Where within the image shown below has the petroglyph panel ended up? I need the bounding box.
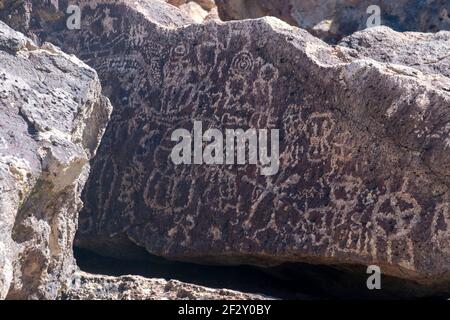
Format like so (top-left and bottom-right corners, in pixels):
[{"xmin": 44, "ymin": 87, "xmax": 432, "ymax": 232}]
[{"xmin": 14, "ymin": 0, "xmax": 449, "ymax": 282}]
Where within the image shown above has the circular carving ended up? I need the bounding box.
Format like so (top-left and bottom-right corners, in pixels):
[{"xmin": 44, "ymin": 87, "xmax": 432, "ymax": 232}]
[
  {"xmin": 173, "ymin": 43, "xmax": 188, "ymax": 57},
  {"xmin": 231, "ymin": 51, "xmax": 254, "ymax": 74}
]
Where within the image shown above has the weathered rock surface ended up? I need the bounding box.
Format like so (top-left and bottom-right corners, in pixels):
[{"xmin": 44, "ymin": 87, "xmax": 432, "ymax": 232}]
[
  {"xmin": 2, "ymin": 0, "xmax": 450, "ymax": 289},
  {"xmin": 0, "ymin": 0, "xmax": 195, "ymax": 39},
  {"xmin": 216, "ymin": 0, "xmax": 450, "ymax": 43},
  {"xmin": 63, "ymin": 271, "xmax": 269, "ymax": 300},
  {"xmin": 166, "ymin": 0, "xmax": 219, "ymax": 23},
  {"xmin": 0, "ymin": 0, "xmax": 269, "ymax": 301},
  {"xmin": 0, "ymin": 20, "xmax": 112, "ymax": 299},
  {"xmin": 167, "ymin": 0, "xmax": 216, "ymax": 11},
  {"xmin": 339, "ymin": 27, "xmax": 450, "ymax": 80}
]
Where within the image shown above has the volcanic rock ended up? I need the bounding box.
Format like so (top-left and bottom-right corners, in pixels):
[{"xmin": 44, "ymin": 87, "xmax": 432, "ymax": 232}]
[
  {"xmin": 63, "ymin": 271, "xmax": 270, "ymax": 300},
  {"xmin": 338, "ymin": 26, "xmax": 450, "ymax": 80},
  {"xmin": 0, "ymin": 20, "xmax": 112, "ymax": 299},
  {"xmin": 2, "ymin": 0, "xmax": 449, "ymax": 288},
  {"xmin": 166, "ymin": 0, "xmax": 219, "ymax": 22},
  {"xmin": 215, "ymin": 0, "xmax": 450, "ymax": 43}
]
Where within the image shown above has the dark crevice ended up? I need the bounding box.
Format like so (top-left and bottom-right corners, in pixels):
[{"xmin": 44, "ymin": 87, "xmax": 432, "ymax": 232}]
[
  {"xmin": 74, "ymin": 247, "xmax": 449, "ymax": 300},
  {"xmin": 18, "ymin": 107, "xmax": 38, "ymax": 136}
]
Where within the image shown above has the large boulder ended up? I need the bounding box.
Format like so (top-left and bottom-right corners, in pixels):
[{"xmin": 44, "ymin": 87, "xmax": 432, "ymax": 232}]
[
  {"xmin": 81, "ymin": 15, "xmax": 450, "ymax": 284},
  {"xmin": 0, "ymin": 5, "xmax": 265, "ymax": 300},
  {"xmin": 3, "ymin": 0, "xmax": 449, "ymax": 288},
  {"xmin": 215, "ymin": 0, "xmax": 450, "ymax": 43},
  {"xmin": 0, "ymin": 20, "xmax": 112, "ymax": 299}
]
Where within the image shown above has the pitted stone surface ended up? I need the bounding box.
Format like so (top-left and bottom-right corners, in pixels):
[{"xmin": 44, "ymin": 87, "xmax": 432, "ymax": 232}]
[
  {"xmin": 0, "ymin": 20, "xmax": 112, "ymax": 299},
  {"xmin": 2, "ymin": 1, "xmax": 449, "ymax": 286},
  {"xmin": 216, "ymin": 0, "xmax": 450, "ymax": 43},
  {"xmin": 63, "ymin": 271, "xmax": 270, "ymax": 300},
  {"xmin": 165, "ymin": 0, "xmax": 219, "ymax": 23},
  {"xmin": 339, "ymin": 27, "xmax": 450, "ymax": 80}
]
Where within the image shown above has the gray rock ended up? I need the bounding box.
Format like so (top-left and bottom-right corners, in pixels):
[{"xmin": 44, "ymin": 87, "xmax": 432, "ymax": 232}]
[
  {"xmin": 2, "ymin": 0, "xmax": 449, "ymax": 290},
  {"xmin": 166, "ymin": 0, "xmax": 219, "ymax": 21},
  {"xmin": 63, "ymin": 271, "xmax": 270, "ymax": 300},
  {"xmin": 0, "ymin": 20, "xmax": 112, "ymax": 299},
  {"xmin": 166, "ymin": 0, "xmax": 217, "ymax": 11},
  {"xmin": 339, "ymin": 27, "xmax": 450, "ymax": 79},
  {"xmin": 0, "ymin": 0, "xmax": 268, "ymax": 301},
  {"xmin": 216, "ymin": 0, "xmax": 450, "ymax": 43}
]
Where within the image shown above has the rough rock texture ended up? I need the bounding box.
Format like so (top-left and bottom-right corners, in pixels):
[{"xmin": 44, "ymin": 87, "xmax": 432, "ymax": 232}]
[
  {"xmin": 0, "ymin": 3, "xmax": 264, "ymax": 300},
  {"xmin": 165, "ymin": 0, "xmax": 219, "ymax": 23},
  {"xmin": 167, "ymin": 0, "xmax": 217, "ymax": 11},
  {"xmin": 0, "ymin": 0, "xmax": 194, "ymax": 40},
  {"xmin": 2, "ymin": 0, "xmax": 450, "ymax": 288},
  {"xmin": 63, "ymin": 271, "xmax": 269, "ymax": 300},
  {"xmin": 339, "ymin": 27, "xmax": 450, "ymax": 80},
  {"xmin": 0, "ymin": 20, "xmax": 112, "ymax": 299},
  {"xmin": 216, "ymin": 0, "xmax": 450, "ymax": 43}
]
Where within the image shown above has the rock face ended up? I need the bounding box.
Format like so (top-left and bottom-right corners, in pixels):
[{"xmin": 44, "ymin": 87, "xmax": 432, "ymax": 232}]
[
  {"xmin": 0, "ymin": 20, "xmax": 112, "ymax": 299},
  {"xmin": 339, "ymin": 27, "xmax": 450, "ymax": 80},
  {"xmin": 0, "ymin": 4, "xmax": 264, "ymax": 300},
  {"xmin": 2, "ymin": 0, "xmax": 450, "ymax": 290},
  {"xmin": 216, "ymin": 0, "xmax": 450, "ymax": 43},
  {"xmin": 166, "ymin": 0, "xmax": 219, "ymax": 23},
  {"xmin": 63, "ymin": 271, "xmax": 269, "ymax": 300},
  {"xmin": 167, "ymin": 0, "xmax": 216, "ymax": 10}
]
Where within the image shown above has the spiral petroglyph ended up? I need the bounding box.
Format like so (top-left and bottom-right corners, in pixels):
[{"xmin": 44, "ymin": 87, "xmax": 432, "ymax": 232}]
[{"xmin": 230, "ymin": 51, "xmax": 254, "ymax": 75}]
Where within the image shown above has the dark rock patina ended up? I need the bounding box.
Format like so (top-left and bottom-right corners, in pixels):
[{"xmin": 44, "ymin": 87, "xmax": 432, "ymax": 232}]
[{"xmin": 1, "ymin": 0, "xmax": 449, "ymax": 287}]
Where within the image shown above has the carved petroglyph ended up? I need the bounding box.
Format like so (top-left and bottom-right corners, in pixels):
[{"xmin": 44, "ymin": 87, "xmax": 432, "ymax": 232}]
[
  {"xmin": 14, "ymin": 1, "xmax": 449, "ymax": 282},
  {"xmin": 304, "ymin": 113, "xmax": 334, "ymax": 163},
  {"xmin": 230, "ymin": 51, "xmax": 254, "ymax": 75}
]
